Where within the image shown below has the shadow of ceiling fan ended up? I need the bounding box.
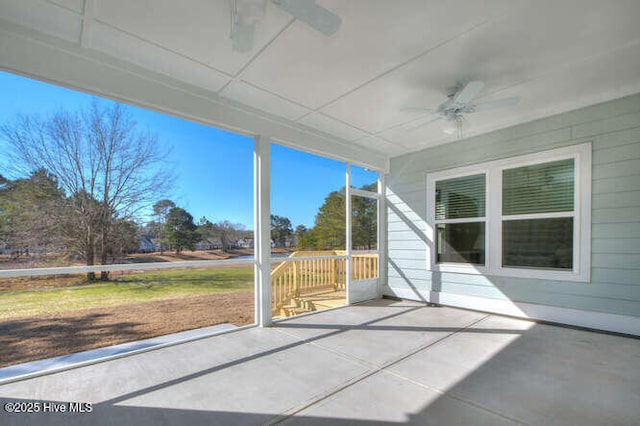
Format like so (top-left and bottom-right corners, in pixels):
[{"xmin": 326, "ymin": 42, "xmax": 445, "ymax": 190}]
[
  {"xmin": 403, "ymin": 81, "xmax": 521, "ymax": 138},
  {"xmin": 231, "ymin": 0, "xmax": 342, "ymax": 52}
]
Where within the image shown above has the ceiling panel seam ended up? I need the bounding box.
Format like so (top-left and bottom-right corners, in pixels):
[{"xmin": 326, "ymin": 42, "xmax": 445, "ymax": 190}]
[
  {"xmin": 300, "ymin": 111, "xmax": 374, "ymax": 139},
  {"xmin": 216, "ymin": 17, "xmax": 296, "ymax": 94},
  {"xmin": 221, "ymin": 79, "xmax": 312, "ymax": 120},
  {"xmin": 43, "ymin": 0, "xmax": 82, "ymax": 15},
  {"xmin": 79, "ymin": 0, "xmax": 94, "ymax": 48},
  {"xmin": 374, "ymin": 115, "xmax": 440, "ymax": 138},
  {"xmin": 88, "ymin": 18, "xmax": 235, "ymax": 80},
  {"xmin": 354, "ymin": 136, "xmax": 411, "ymax": 152}
]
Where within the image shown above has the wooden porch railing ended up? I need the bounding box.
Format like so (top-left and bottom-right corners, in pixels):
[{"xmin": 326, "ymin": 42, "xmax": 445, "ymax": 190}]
[
  {"xmin": 271, "ymin": 250, "xmax": 378, "ymax": 316},
  {"xmin": 351, "ymin": 254, "xmax": 378, "ymax": 281}
]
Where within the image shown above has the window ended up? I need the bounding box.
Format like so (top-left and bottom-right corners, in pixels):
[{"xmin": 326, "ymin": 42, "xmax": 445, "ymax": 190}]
[
  {"xmin": 435, "ymin": 174, "xmax": 486, "ymax": 265},
  {"xmin": 502, "ymin": 159, "xmax": 574, "ymax": 269},
  {"xmin": 427, "ymin": 143, "xmax": 591, "ymax": 281}
]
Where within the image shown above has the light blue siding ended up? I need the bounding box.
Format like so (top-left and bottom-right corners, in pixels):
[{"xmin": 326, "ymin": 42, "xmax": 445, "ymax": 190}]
[{"xmin": 386, "ymin": 93, "xmax": 640, "ymax": 318}]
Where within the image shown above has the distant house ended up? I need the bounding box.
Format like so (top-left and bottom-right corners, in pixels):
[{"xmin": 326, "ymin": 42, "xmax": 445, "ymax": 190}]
[
  {"xmin": 0, "ymin": 240, "xmax": 10, "ymax": 255},
  {"xmin": 195, "ymin": 238, "xmax": 221, "ymax": 251},
  {"xmin": 236, "ymin": 238, "xmax": 254, "ymax": 249},
  {"xmin": 138, "ymin": 236, "xmax": 158, "ymax": 253}
]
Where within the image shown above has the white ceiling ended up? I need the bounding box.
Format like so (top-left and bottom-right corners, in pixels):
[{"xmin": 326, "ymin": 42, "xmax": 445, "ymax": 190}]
[{"xmin": 2, "ymin": 0, "xmax": 640, "ymax": 159}]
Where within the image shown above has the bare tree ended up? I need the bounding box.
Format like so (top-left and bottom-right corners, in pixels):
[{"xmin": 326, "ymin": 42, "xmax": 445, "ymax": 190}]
[
  {"xmin": 1, "ymin": 101, "xmax": 171, "ymax": 280},
  {"xmin": 215, "ymin": 220, "xmax": 246, "ymax": 252}
]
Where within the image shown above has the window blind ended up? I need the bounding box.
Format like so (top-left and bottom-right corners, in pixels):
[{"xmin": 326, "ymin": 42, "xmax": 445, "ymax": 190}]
[
  {"xmin": 502, "ymin": 159, "xmax": 574, "ymax": 216},
  {"xmin": 436, "ymin": 174, "xmax": 486, "ymax": 220}
]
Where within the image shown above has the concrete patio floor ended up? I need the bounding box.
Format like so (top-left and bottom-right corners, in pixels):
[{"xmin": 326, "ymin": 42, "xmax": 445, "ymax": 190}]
[{"xmin": 0, "ymin": 298, "xmax": 638, "ymax": 425}]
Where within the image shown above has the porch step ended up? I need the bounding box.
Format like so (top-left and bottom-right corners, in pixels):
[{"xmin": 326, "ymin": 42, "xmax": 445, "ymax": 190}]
[
  {"xmin": 276, "ymin": 290, "xmax": 346, "ymax": 318},
  {"xmin": 297, "ymin": 287, "xmax": 337, "ymax": 298},
  {"xmin": 281, "ymin": 306, "xmax": 314, "ymax": 317},
  {"xmin": 301, "ymin": 291, "xmax": 346, "ymax": 309}
]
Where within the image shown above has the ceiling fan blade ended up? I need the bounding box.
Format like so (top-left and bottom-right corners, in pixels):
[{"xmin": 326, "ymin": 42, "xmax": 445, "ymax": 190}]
[
  {"xmin": 467, "ymin": 96, "xmax": 520, "ymax": 113},
  {"xmin": 454, "ymin": 81, "xmax": 484, "ymax": 105},
  {"xmin": 273, "ymin": 0, "xmax": 342, "ymax": 36}
]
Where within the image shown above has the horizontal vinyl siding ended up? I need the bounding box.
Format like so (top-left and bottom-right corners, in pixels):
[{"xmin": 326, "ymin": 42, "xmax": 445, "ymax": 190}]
[
  {"xmin": 592, "ymin": 223, "xmax": 640, "ymax": 239},
  {"xmin": 591, "ymin": 158, "xmax": 640, "ymax": 180},
  {"xmin": 385, "ymin": 92, "xmax": 640, "ymax": 319},
  {"xmin": 592, "ymin": 239, "xmax": 640, "ymax": 254},
  {"xmin": 592, "ymin": 207, "xmax": 639, "ymax": 223},
  {"xmin": 592, "ymin": 190, "xmax": 640, "ymax": 209}
]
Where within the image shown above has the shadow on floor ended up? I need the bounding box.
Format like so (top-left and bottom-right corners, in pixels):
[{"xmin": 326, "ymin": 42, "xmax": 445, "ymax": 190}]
[
  {"xmin": 1, "ymin": 397, "xmax": 400, "ymax": 426},
  {"xmin": 3, "ymin": 300, "xmax": 638, "ymax": 425}
]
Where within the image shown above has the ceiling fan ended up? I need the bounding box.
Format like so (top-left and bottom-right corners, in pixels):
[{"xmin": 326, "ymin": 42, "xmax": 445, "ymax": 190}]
[
  {"xmin": 231, "ymin": 0, "xmax": 342, "ymax": 52},
  {"xmin": 404, "ymin": 81, "xmax": 520, "ymax": 138}
]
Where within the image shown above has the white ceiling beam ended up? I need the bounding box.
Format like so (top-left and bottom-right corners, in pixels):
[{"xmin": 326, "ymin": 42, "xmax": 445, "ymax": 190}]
[{"xmin": 0, "ymin": 19, "xmax": 389, "ymax": 171}]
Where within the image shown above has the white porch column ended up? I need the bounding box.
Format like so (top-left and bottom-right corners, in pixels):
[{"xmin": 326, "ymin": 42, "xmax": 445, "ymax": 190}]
[
  {"xmin": 254, "ymin": 135, "xmax": 272, "ymax": 327},
  {"xmin": 345, "ymin": 164, "xmax": 352, "ymax": 305},
  {"xmin": 377, "ymin": 173, "xmax": 386, "ymax": 298}
]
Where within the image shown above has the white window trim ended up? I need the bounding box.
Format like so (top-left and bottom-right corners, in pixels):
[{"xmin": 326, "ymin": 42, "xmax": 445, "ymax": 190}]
[
  {"xmin": 426, "ymin": 143, "xmax": 591, "ymax": 282},
  {"xmin": 430, "ymin": 169, "xmax": 490, "ymax": 275}
]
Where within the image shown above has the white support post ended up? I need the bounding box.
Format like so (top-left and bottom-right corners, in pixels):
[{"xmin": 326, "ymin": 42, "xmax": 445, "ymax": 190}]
[
  {"xmin": 377, "ymin": 173, "xmax": 386, "ymax": 298},
  {"xmin": 345, "ymin": 164, "xmax": 352, "ymax": 305},
  {"xmin": 254, "ymin": 135, "xmax": 272, "ymax": 327}
]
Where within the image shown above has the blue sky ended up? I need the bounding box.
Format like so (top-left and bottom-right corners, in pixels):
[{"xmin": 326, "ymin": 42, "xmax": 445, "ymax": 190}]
[{"xmin": 0, "ymin": 71, "xmax": 378, "ymax": 229}]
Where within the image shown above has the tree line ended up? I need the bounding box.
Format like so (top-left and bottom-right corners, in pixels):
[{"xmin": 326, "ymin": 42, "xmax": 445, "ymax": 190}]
[
  {"xmin": 294, "ymin": 183, "xmax": 377, "ymax": 251},
  {"xmin": 142, "ymin": 199, "xmax": 250, "ymax": 254},
  {"xmin": 0, "ymin": 102, "xmax": 377, "ymax": 282}
]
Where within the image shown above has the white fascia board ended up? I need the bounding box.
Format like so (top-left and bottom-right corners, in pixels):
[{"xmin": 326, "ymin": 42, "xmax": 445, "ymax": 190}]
[{"xmin": 0, "ymin": 20, "xmax": 388, "ymax": 171}]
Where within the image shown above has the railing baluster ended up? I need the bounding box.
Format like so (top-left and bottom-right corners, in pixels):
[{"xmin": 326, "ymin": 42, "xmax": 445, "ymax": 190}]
[
  {"xmin": 355, "ymin": 256, "xmax": 359, "ymax": 280},
  {"xmin": 313, "ymin": 259, "xmax": 316, "ymax": 289},
  {"xmin": 325, "ymin": 258, "xmax": 328, "ymax": 286}
]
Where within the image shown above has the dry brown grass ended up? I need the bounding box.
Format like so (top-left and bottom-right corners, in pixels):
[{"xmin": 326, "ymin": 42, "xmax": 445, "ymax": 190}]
[
  {"xmin": 0, "ymin": 249, "xmax": 295, "ymax": 368},
  {"xmin": 0, "ymin": 291, "xmax": 254, "ymax": 368}
]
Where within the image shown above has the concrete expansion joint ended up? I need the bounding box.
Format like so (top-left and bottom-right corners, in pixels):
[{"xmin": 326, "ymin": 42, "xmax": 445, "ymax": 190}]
[{"xmin": 269, "ymin": 313, "xmax": 495, "ymax": 425}]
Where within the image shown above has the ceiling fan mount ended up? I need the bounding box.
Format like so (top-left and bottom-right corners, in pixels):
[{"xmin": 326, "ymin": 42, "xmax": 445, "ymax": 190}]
[{"xmin": 231, "ymin": 0, "xmax": 342, "ymax": 52}]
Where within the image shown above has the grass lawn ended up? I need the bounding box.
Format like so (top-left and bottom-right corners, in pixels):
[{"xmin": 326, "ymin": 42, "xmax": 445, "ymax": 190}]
[{"xmin": 0, "ymin": 266, "xmax": 254, "ymax": 320}]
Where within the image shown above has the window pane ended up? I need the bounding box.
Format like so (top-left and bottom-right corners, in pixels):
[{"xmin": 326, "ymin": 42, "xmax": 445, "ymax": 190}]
[
  {"xmin": 435, "ymin": 174, "xmax": 486, "ymax": 220},
  {"xmin": 436, "ymin": 222, "xmax": 485, "ymax": 265},
  {"xmin": 352, "ymin": 195, "xmax": 378, "ymax": 281},
  {"xmin": 270, "ymin": 144, "xmax": 347, "ymax": 319},
  {"xmin": 503, "ymin": 159, "xmax": 574, "ymax": 215},
  {"xmin": 503, "ymin": 218, "xmax": 573, "ymax": 269},
  {"xmin": 270, "ymin": 144, "xmax": 346, "ymax": 252},
  {"xmin": 352, "ymin": 195, "xmax": 378, "ymax": 251}
]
